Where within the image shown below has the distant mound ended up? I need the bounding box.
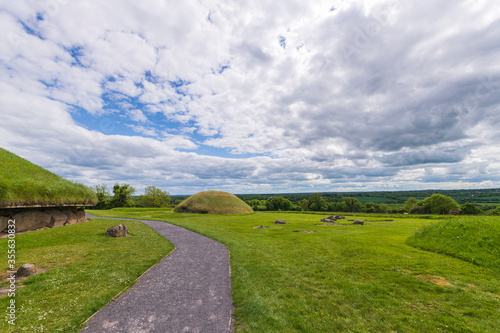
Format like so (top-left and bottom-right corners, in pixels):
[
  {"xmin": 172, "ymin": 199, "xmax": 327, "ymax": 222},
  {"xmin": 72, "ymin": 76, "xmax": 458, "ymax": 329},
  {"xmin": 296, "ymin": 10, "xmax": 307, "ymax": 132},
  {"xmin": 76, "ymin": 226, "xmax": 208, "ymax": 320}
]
[
  {"xmin": 173, "ymin": 191, "xmax": 254, "ymax": 214},
  {"xmin": 0, "ymin": 148, "xmax": 97, "ymax": 207}
]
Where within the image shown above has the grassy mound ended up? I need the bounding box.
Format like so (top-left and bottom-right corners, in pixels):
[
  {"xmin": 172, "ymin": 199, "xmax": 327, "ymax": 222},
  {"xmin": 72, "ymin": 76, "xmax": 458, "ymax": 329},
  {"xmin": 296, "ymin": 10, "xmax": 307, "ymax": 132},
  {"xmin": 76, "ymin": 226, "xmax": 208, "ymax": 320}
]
[
  {"xmin": 173, "ymin": 191, "xmax": 254, "ymax": 214},
  {"xmin": 0, "ymin": 148, "xmax": 97, "ymax": 207},
  {"xmin": 406, "ymin": 217, "xmax": 500, "ymax": 273}
]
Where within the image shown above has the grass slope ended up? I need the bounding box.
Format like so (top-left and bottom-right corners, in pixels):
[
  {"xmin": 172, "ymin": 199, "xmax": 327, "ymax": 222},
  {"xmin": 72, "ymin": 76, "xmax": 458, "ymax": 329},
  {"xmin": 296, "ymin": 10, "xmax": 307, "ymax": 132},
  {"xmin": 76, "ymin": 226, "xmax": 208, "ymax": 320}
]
[
  {"xmin": 0, "ymin": 148, "xmax": 97, "ymax": 207},
  {"xmin": 91, "ymin": 209, "xmax": 500, "ymax": 332},
  {"xmin": 0, "ymin": 218, "xmax": 173, "ymax": 332},
  {"xmin": 173, "ymin": 191, "xmax": 254, "ymax": 214},
  {"xmin": 406, "ymin": 217, "xmax": 500, "ymax": 273}
]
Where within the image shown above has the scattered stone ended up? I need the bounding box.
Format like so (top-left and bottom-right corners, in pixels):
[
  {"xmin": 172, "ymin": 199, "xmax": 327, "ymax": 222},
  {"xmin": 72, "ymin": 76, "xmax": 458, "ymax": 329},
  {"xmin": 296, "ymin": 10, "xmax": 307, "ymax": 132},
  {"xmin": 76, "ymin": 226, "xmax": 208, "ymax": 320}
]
[
  {"xmin": 320, "ymin": 218, "xmax": 336, "ymax": 223},
  {"xmin": 298, "ymin": 230, "xmax": 316, "ymax": 233},
  {"xmin": 335, "ymin": 215, "xmax": 346, "ymax": 219},
  {"xmin": 274, "ymin": 219, "xmax": 287, "ymax": 224},
  {"xmin": 353, "ymin": 220, "xmax": 364, "ymax": 225},
  {"xmin": 105, "ymin": 224, "xmax": 129, "ymax": 237},
  {"xmin": 348, "ymin": 219, "xmax": 354, "ymax": 221},
  {"xmin": 16, "ymin": 263, "xmax": 36, "ymax": 277},
  {"xmin": 253, "ymin": 225, "xmax": 267, "ymax": 229}
]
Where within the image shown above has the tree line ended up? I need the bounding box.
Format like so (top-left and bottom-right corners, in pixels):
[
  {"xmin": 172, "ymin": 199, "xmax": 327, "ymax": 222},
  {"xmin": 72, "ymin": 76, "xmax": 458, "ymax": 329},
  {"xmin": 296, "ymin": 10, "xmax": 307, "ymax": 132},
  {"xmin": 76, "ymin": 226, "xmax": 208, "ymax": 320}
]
[
  {"xmin": 90, "ymin": 185, "xmax": 500, "ymax": 215},
  {"xmin": 92, "ymin": 184, "xmax": 172, "ymax": 209},
  {"xmin": 245, "ymin": 193, "xmax": 500, "ymax": 215}
]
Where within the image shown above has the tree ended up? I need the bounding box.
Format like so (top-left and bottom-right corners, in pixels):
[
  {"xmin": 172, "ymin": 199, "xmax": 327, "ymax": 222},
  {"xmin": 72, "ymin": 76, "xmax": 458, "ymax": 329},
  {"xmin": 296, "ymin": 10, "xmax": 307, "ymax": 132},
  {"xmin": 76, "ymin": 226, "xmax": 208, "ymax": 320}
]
[
  {"xmin": 328, "ymin": 202, "xmax": 344, "ymax": 212},
  {"xmin": 404, "ymin": 197, "xmax": 419, "ymax": 213},
  {"xmin": 266, "ymin": 196, "xmax": 293, "ymax": 211},
  {"xmin": 342, "ymin": 197, "xmax": 362, "ymax": 212},
  {"xmin": 460, "ymin": 203, "xmax": 483, "ymax": 215},
  {"xmin": 93, "ymin": 184, "xmax": 111, "ymax": 209},
  {"xmin": 488, "ymin": 207, "xmax": 500, "ymax": 216},
  {"xmin": 137, "ymin": 186, "xmax": 171, "ymax": 207},
  {"xmin": 300, "ymin": 199, "xmax": 309, "ymax": 211},
  {"xmin": 246, "ymin": 199, "xmax": 261, "ymax": 211},
  {"xmin": 422, "ymin": 194, "xmax": 460, "ymax": 214},
  {"xmin": 308, "ymin": 193, "xmax": 327, "ymax": 211},
  {"xmin": 110, "ymin": 183, "xmax": 136, "ymax": 208}
]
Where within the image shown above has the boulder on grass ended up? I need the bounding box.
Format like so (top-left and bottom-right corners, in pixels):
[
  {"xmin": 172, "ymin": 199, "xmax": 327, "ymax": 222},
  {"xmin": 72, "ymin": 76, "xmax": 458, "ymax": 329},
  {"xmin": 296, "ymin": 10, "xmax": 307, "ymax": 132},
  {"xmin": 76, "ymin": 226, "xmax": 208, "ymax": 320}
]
[
  {"xmin": 353, "ymin": 220, "xmax": 364, "ymax": 225},
  {"xmin": 274, "ymin": 219, "xmax": 287, "ymax": 224},
  {"xmin": 17, "ymin": 263, "xmax": 36, "ymax": 277},
  {"xmin": 105, "ymin": 224, "xmax": 129, "ymax": 237},
  {"xmin": 335, "ymin": 215, "xmax": 346, "ymax": 219}
]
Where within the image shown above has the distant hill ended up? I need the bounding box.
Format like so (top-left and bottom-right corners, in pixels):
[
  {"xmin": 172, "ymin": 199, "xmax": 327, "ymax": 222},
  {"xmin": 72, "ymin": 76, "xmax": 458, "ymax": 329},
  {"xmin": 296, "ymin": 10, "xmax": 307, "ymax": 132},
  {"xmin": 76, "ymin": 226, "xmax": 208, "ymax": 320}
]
[
  {"xmin": 0, "ymin": 148, "xmax": 96, "ymax": 207},
  {"xmin": 174, "ymin": 191, "xmax": 254, "ymax": 214}
]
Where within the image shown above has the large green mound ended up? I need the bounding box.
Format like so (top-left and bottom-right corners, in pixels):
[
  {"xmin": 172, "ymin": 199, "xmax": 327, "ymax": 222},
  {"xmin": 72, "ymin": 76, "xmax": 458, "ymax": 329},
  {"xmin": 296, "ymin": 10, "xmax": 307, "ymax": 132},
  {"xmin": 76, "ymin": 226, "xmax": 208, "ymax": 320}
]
[
  {"xmin": 173, "ymin": 191, "xmax": 254, "ymax": 214},
  {"xmin": 406, "ymin": 217, "xmax": 500, "ymax": 273},
  {"xmin": 0, "ymin": 148, "xmax": 97, "ymax": 207}
]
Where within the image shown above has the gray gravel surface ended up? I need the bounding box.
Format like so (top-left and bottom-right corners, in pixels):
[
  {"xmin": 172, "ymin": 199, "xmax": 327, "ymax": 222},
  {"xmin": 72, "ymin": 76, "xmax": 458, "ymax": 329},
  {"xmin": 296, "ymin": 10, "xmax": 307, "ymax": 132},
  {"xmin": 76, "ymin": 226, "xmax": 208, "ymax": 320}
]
[{"xmin": 82, "ymin": 214, "xmax": 234, "ymax": 333}]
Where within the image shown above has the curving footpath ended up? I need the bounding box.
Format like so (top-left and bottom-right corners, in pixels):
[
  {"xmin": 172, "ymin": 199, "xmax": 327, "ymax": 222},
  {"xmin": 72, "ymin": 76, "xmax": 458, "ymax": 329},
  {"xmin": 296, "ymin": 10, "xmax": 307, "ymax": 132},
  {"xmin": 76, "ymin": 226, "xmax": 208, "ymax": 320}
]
[{"xmin": 82, "ymin": 214, "xmax": 234, "ymax": 333}]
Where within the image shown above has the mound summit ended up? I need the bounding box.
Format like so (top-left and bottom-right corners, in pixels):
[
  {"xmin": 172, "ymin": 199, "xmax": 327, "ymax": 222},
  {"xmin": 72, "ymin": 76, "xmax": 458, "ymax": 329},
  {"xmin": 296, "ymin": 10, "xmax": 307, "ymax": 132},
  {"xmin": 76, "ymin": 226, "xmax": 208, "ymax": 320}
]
[{"xmin": 174, "ymin": 191, "xmax": 254, "ymax": 214}]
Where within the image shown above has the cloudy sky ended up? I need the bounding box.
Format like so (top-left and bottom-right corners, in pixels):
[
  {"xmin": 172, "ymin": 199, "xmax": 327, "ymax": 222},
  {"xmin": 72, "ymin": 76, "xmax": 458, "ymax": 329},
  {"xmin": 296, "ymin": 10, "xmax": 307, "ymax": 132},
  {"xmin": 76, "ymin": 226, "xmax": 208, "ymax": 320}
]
[{"xmin": 1, "ymin": 0, "xmax": 499, "ymax": 195}]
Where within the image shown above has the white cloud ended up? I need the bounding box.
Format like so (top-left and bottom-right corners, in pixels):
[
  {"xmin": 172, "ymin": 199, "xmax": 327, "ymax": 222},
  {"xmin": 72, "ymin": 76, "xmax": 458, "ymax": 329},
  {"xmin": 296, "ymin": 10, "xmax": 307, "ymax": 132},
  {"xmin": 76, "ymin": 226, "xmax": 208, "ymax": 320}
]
[
  {"xmin": 0, "ymin": 0, "xmax": 499, "ymax": 194},
  {"xmin": 127, "ymin": 109, "xmax": 148, "ymax": 123}
]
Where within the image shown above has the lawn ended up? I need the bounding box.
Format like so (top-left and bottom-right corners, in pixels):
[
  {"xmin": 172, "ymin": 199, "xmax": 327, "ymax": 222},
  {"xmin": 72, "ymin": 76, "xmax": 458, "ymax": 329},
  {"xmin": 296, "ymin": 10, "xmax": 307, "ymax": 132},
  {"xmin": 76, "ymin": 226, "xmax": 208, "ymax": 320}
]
[
  {"xmin": 90, "ymin": 209, "xmax": 500, "ymax": 332},
  {"xmin": 0, "ymin": 218, "xmax": 173, "ymax": 332}
]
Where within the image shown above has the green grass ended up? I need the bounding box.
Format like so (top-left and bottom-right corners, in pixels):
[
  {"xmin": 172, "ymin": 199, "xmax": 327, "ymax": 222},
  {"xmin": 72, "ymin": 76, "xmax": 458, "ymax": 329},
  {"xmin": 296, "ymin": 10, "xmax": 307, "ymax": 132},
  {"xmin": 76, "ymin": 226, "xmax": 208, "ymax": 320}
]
[
  {"xmin": 0, "ymin": 148, "xmax": 97, "ymax": 207},
  {"xmin": 174, "ymin": 190, "xmax": 254, "ymax": 214},
  {"xmin": 406, "ymin": 217, "xmax": 500, "ymax": 273},
  {"xmin": 91, "ymin": 209, "xmax": 500, "ymax": 332},
  {"xmin": 0, "ymin": 218, "xmax": 173, "ymax": 332}
]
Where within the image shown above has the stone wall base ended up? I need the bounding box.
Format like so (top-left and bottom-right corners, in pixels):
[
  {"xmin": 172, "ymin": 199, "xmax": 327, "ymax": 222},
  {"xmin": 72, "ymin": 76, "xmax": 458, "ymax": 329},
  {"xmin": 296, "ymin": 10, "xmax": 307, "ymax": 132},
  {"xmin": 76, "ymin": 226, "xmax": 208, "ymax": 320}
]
[{"xmin": 0, "ymin": 207, "xmax": 87, "ymax": 234}]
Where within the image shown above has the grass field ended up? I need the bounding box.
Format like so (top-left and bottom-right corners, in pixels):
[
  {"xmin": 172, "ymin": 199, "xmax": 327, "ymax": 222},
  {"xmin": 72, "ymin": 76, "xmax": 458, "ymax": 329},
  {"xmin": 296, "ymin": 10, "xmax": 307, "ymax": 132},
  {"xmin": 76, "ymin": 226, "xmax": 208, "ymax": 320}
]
[
  {"xmin": 91, "ymin": 209, "xmax": 500, "ymax": 332},
  {"xmin": 0, "ymin": 219, "xmax": 173, "ymax": 332},
  {"xmin": 0, "ymin": 148, "xmax": 96, "ymax": 207}
]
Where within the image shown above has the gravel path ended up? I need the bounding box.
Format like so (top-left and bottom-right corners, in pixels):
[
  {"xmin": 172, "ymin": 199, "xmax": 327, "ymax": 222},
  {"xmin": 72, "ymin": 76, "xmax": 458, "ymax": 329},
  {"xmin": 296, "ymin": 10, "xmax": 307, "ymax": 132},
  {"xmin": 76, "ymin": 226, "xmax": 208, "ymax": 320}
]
[{"xmin": 82, "ymin": 214, "xmax": 234, "ymax": 333}]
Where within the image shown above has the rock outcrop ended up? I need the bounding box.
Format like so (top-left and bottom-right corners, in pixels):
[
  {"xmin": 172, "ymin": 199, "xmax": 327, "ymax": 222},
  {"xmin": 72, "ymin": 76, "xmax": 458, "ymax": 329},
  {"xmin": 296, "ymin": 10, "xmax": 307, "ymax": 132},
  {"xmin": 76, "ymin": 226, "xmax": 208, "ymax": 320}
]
[{"xmin": 0, "ymin": 207, "xmax": 89, "ymax": 235}]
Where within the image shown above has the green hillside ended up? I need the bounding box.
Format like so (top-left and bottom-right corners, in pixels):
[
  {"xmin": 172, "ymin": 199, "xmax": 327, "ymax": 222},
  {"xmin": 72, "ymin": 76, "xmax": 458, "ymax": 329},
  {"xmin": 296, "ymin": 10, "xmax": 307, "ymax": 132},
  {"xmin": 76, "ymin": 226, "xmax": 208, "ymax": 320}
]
[
  {"xmin": 174, "ymin": 190, "xmax": 254, "ymax": 214},
  {"xmin": 0, "ymin": 148, "xmax": 96, "ymax": 207}
]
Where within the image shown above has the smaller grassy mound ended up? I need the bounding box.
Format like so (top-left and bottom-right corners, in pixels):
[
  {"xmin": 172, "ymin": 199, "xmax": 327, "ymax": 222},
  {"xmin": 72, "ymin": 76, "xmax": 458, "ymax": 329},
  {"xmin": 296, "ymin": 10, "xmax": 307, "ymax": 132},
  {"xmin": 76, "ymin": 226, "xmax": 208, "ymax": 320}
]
[
  {"xmin": 174, "ymin": 191, "xmax": 254, "ymax": 214},
  {"xmin": 0, "ymin": 148, "xmax": 96, "ymax": 207},
  {"xmin": 406, "ymin": 217, "xmax": 500, "ymax": 273}
]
